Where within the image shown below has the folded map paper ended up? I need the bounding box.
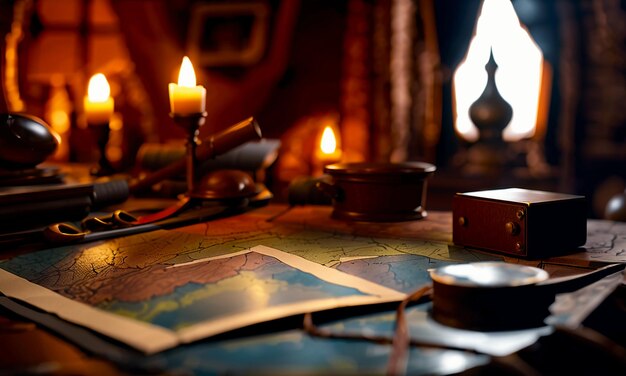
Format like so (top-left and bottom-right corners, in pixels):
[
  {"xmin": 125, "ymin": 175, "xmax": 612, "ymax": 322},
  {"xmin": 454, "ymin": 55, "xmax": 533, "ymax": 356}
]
[
  {"xmin": 1, "ymin": 206, "xmax": 623, "ymax": 361},
  {"xmin": 0, "ymin": 241, "xmax": 404, "ymax": 354}
]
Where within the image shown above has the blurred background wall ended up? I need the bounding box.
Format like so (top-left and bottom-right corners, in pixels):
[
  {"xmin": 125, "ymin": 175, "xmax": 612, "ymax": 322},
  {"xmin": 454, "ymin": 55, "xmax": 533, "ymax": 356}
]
[{"xmin": 1, "ymin": 0, "xmax": 625, "ymax": 217}]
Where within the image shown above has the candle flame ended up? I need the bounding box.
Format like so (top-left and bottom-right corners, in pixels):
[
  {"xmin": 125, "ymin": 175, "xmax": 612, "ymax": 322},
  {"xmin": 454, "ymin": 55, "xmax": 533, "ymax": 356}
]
[
  {"xmin": 453, "ymin": 0, "xmax": 543, "ymax": 142},
  {"xmin": 320, "ymin": 126, "xmax": 337, "ymax": 154},
  {"xmin": 87, "ymin": 73, "xmax": 111, "ymax": 102},
  {"xmin": 178, "ymin": 56, "xmax": 197, "ymax": 87}
]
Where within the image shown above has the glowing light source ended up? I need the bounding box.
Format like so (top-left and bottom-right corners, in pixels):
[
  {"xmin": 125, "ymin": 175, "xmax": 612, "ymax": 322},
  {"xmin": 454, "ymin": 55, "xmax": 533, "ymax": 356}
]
[
  {"xmin": 320, "ymin": 126, "xmax": 338, "ymax": 154},
  {"xmin": 168, "ymin": 56, "xmax": 206, "ymax": 115},
  {"xmin": 313, "ymin": 123, "xmax": 342, "ymax": 176},
  {"xmin": 87, "ymin": 73, "xmax": 111, "ymax": 102},
  {"xmin": 453, "ymin": 0, "xmax": 543, "ymax": 142},
  {"xmin": 178, "ymin": 56, "xmax": 197, "ymax": 87},
  {"xmin": 84, "ymin": 73, "xmax": 114, "ymax": 125}
]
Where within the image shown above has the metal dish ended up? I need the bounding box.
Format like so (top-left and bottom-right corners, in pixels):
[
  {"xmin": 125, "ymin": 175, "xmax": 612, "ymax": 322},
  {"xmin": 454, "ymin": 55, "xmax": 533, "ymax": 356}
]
[{"xmin": 429, "ymin": 262, "xmax": 552, "ymax": 331}]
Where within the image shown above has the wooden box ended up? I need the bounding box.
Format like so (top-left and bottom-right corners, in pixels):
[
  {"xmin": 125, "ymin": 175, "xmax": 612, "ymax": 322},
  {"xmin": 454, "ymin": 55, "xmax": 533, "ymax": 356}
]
[{"xmin": 452, "ymin": 188, "xmax": 587, "ymax": 258}]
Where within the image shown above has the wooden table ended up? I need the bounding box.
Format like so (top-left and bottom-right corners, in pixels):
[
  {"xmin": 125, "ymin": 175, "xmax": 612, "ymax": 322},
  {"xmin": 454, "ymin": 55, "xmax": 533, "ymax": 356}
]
[{"xmin": 0, "ymin": 203, "xmax": 624, "ymax": 375}]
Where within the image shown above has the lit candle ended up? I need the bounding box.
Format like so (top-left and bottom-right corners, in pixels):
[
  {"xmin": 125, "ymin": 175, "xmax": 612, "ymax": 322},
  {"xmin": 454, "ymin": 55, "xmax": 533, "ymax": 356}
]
[
  {"xmin": 84, "ymin": 73, "xmax": 114, "ymax": 125},
  {"xmin": 313, "ymin": 125, "xmax": 342, "ymax": 176},
  {"xmin": 168, "ymin": 56, "xmax": 206, "ymax": 115},
  {"xmin": 316, "ymin": 125, "xmax": 342, "ymax": 164}
]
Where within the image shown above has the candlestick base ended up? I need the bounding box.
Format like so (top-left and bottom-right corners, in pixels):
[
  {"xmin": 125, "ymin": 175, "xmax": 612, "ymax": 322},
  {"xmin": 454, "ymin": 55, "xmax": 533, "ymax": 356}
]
[
  {"xmin": 170, "ymin": 112, "xmax": 207, "ymax": 196},
  {"xmin": 170, "ymin": 112, "xmax": 207, "ymax": 135},
  {"xmin": 89, "ymin": 121, "xmax": 115, "ymax": 177}
]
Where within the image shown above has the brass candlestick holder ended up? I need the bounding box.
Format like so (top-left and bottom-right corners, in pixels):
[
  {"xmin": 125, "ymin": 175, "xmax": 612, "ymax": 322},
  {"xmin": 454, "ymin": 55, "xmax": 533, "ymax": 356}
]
[
  {"xmin": 90, "ymin": 121, "xmax": 115, "ymax": 176},
  {"xmin": 170, "ymin": 112, "xmax": 207, "ymax": 196}
]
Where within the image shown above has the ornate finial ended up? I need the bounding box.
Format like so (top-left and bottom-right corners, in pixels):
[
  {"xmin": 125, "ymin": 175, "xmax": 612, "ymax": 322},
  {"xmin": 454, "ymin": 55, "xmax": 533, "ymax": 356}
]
[
  {"xmin": 468, "ymin": 49, "xmax": 513, "ymax": 145},
  {"xmin": 463, "ymin": 49, "xmax": 514, "ymax": 176}
]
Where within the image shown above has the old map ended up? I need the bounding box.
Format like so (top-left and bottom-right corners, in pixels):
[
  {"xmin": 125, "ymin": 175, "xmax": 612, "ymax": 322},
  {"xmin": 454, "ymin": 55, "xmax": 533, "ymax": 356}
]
[{"xmin": 0, "ymin": 206, "xmax": 623, "ymax": 366}]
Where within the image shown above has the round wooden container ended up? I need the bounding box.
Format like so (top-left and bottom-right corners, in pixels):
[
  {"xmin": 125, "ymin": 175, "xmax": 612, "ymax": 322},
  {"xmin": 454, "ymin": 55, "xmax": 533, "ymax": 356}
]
[
  {"xmin": 429, "ymin": 262, "xmax": 552, "ymax": 331},
  {"xmin": 320, "ymin": 162, "xmax": 436, "ymax": 222}
]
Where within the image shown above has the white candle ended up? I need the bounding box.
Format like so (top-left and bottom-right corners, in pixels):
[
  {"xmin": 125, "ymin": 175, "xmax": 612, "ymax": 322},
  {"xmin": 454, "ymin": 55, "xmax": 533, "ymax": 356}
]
[
  {"xmin": 168, "ymin": 56, "xmax": 206, "ymax": 115},
  {"xmin": 84, "ymin": 73, "xmax": 114, "ymax": 125}
]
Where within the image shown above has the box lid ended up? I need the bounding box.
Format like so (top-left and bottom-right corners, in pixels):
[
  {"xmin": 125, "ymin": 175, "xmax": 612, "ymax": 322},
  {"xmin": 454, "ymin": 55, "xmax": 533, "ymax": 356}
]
[{"xmin": 457, "ymin": 188, "xmax": 584, "ymax": 205}]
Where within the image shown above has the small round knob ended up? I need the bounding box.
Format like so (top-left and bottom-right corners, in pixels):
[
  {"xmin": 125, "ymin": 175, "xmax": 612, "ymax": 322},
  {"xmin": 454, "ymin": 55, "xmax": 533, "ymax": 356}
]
[
  {"xmin": 605, "ymin": 190, "xmax": 626, "ymax": 222},
  {"xmin": 505, "ymin": 221, "xmax": 520, "ymax": 235},
  {"xmin": 458, "ymin": 216, "xmax": 467, "ymax": 226}
]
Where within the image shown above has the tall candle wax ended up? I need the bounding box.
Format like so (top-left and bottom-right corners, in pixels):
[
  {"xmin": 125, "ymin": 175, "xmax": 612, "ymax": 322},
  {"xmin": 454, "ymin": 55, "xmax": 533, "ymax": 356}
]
[{"xmin": 168, "ymin": 56, "xmax": 206, "ymax": 115}]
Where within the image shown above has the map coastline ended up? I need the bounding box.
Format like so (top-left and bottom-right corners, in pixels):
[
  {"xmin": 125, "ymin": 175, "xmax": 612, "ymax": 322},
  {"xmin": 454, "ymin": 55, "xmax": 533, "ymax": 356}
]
[{"xmin": 0, "ymin": 245, "xmax": 405, "ymax": 354}]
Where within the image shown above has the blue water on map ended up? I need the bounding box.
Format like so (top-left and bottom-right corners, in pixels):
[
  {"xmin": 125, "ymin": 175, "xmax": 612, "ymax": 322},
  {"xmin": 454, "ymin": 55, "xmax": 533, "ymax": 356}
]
[
  {"xmin": 99, "ymin": 254, "xmax": 367, "ymax": 330},
  {"xmin": 133, "ymin": 304, "xmax": 490, "ymax": 375},
  {"xmin": 0, "ymin": 246, "xmax": 76, "ymax": 280},
  {"xmin": 337, "ymin": 254, "xmax": 455, "ymax": 293}
]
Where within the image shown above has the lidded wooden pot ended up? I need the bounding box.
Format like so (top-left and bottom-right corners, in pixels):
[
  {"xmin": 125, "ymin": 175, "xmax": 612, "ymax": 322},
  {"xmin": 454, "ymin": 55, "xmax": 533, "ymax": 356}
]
[{"xmin": 318, "ymin": 162, "xmax": 436, "ymax": 222}]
